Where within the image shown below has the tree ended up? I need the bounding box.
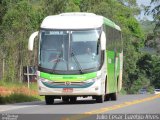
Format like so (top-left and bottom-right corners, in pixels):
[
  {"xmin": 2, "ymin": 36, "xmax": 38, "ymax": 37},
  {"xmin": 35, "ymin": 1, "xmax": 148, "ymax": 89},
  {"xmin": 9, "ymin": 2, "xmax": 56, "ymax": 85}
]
[
  {"xmin": 151, "ymin": 55, "xmax": 160, "ymax": 88},
  {"xmin": 145, "ymin": 0, "xmax": 160, "ymax": 54},
  {"xmin": 41, "ymin": 0, "xmax": 80, "ymax": 15},
  {"xmin": 1, "ymin": 0, "xmax": 43, "ymax": 82},
  {"xmin": 141, "ymin": 0, "xmax": 160, "ymax": 91},
  {"xmin": 65, "ymin": 0, "xmax": 80, "ymax": 12}
]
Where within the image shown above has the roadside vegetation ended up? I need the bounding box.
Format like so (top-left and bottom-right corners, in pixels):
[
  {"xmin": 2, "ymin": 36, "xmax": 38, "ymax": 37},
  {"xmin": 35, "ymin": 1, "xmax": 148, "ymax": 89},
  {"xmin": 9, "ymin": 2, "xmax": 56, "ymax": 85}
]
[
  {"xmin": 0, "ymin": 93, "xmax": 39, "ymax": 104},
  {"xmin": 0, "ymin": 82, "xmax": 43, "ymax": 104},
  {"xmin": 0, "ymin": 0, "xmax": 159, "ymax": 104}
]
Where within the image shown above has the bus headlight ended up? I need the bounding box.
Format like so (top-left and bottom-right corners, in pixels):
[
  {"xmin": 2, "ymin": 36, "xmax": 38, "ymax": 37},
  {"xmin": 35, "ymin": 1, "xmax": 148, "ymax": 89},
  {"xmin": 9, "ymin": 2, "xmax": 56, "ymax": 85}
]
[{"xmin": 39, "ymin": 78, "xmax": 49, "ymax": 82}]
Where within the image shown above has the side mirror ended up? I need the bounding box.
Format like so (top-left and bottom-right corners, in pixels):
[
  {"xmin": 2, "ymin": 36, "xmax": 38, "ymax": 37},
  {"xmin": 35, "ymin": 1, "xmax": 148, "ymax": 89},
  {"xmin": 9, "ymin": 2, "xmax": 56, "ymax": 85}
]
[
  {"xmin": 100, "ymin": 31, "xmax": 106, "ymax": 50},
  {"xmin": 28, "ymin": 31, "xmax": 38, "ymax": 51}
]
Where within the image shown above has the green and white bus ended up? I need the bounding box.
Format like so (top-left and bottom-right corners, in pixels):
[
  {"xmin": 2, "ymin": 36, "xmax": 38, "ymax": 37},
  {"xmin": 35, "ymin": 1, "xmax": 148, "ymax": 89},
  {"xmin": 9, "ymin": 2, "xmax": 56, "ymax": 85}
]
[{"xmin": 28, "ymin": 12, "xmax": 123, "ymax": 104}]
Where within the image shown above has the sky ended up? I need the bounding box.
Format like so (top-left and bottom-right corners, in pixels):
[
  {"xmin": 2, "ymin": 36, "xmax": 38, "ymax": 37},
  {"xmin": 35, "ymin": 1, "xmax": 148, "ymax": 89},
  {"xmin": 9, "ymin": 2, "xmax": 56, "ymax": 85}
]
[
  {"xmin": 136, "ymin": 0, "xmax": 151, "ymax": 6},
  {"xmin": 136, "ymin": 0, "xmax": 153, "ymax": 21}
]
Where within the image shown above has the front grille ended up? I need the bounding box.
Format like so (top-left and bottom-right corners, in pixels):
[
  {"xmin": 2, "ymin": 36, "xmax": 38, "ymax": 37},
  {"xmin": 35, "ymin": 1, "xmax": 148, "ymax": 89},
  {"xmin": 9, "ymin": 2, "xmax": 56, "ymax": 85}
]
[{"xmin": 42, "ymin": 81, "xmax": 94, "ymax": 88}]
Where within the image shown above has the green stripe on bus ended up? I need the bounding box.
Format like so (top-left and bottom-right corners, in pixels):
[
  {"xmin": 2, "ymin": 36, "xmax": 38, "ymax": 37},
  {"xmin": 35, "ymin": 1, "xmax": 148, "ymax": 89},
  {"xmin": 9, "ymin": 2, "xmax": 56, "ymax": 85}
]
[
  {"xmin": 103, "ymin": 17, "xmax": 116, "ymax": 29},
  {"xmin": 106, "ymin": 51, "xmax": 116, "ymax": 93},
  {"xmin": 40, "ymin": 72, "xmax": 97, "ymax": 82}
]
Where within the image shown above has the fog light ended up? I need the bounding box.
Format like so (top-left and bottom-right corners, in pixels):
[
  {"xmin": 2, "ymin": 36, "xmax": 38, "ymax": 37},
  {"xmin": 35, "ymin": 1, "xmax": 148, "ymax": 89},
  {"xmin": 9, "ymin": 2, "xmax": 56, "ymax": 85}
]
[
  {"xmin": 39, "ymin": 86, "xmax": 41, "ymax": 90},
  {"xmin": 95, "ymin": 87, "xmax": 99, "ymax": 90}
]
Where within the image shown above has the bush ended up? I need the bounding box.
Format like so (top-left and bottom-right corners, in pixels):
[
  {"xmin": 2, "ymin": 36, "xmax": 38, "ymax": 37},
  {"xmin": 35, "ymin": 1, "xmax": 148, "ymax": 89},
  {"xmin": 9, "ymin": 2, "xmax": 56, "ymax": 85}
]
[{"xmin": 119, "ymin": 88, "xmax": 127, "ymax": 95}]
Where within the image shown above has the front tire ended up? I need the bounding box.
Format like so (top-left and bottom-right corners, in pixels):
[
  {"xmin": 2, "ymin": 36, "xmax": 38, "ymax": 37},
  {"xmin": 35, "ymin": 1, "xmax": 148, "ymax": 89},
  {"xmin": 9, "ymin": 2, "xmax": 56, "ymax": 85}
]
[
  {"xmin": 45, "ymin": 96, "xmax": 54, "ymax": 105},
  {"xmin": 96, "ymin": 95, "xmax": 105, "ymax": 103},
  {"xmin": 62, "ymin": 96, "xmax": 69, "ymax": 102}
]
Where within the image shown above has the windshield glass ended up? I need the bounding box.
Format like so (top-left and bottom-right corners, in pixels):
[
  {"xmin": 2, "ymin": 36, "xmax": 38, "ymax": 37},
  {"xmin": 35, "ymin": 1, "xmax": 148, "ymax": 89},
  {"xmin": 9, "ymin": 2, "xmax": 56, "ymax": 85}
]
[
  {"xmin": 71, "ymin": 30, "xmax": 101, "ymax": 70},
  {"xmin": 39, "ymin": 29, "xmax": 101, "ymax": 74}
]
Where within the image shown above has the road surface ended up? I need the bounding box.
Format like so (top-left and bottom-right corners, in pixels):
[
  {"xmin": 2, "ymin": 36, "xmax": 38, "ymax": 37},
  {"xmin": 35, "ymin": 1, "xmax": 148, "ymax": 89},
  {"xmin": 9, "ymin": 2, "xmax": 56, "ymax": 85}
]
[{"xmin": 0, "ymin": 94, "xmax": 160, "ymax": 120}]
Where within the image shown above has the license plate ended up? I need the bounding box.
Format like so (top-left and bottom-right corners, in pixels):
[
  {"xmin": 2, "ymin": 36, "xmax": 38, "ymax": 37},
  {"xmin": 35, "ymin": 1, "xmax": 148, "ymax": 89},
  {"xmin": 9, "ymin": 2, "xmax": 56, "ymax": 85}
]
[{"xmin": 63, "ymin": 88, "xmax": 73, "ymax": 93}]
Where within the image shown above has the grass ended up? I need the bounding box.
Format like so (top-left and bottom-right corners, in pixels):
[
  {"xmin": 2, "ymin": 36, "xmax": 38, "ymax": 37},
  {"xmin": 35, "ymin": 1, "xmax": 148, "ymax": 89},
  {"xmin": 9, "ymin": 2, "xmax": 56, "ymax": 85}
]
[
  {"xmin": 0, "ymin": 93, "xmax": 40, "ymax": 104},
  {"xmin": 0, "ymin": 81, "xmax": 38, "ymax": 90},
  {"xmin": 0, "ymin": 81, "xmax": 44, "ymax": 104}
]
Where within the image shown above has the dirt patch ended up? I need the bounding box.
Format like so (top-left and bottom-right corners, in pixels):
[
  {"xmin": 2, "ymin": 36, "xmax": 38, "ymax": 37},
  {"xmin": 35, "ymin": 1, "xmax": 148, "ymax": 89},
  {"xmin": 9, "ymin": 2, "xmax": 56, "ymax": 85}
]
[{"xmin": 0, "ymin": 86, "xmax": 38, "ymax": 96}]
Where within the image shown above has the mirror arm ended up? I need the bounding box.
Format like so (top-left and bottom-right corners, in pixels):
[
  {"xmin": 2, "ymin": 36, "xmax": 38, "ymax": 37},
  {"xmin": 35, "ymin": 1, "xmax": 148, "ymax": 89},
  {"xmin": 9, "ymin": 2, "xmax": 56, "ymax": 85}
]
[{"xmin": 28, "ymin": 31, "xmax": 38, "ymax": 51}]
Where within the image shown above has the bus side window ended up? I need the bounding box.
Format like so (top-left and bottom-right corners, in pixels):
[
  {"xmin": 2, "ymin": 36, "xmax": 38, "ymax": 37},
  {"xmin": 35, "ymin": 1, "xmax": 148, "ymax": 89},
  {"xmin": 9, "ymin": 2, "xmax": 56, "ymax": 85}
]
[
  {"xmin": 105, "ymin": 25, "xmax": 115, "ymax": 51},
  {"xmin": 114, "ymin": 29, "xmax": 122, "ymax": 53},
  {"xmin": 105, "ymin": 25, "xmax": 122, "ymax": 52}
]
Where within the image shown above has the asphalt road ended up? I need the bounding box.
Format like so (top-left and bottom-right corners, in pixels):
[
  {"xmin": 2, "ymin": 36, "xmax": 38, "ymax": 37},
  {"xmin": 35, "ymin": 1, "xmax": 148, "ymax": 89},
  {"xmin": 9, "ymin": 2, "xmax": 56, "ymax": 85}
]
[{"xmin": 0, "ymin": 94, "xmax": 160, "ymax": 120}]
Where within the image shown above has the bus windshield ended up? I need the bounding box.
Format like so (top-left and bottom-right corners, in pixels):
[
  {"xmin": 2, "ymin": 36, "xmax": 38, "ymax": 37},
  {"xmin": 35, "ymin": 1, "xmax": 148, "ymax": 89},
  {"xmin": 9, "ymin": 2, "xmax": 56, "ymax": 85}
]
[{"xmin": 39, "ymin": 29, "xmax": 101, "ymax": 74}]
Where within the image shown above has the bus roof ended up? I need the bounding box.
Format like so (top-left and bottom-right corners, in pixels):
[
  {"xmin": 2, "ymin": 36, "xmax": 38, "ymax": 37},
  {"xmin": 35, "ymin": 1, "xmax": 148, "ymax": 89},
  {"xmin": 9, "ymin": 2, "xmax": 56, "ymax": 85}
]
[{"xmin": 41, "ymin": 12, "xmax": 121, "ymax": 31}]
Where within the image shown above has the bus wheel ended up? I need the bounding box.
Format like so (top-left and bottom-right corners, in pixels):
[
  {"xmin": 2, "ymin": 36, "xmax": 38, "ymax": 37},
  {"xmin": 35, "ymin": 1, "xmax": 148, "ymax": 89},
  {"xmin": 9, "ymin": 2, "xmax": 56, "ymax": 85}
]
[
  {"xmin": 70, "ymin": 97, "xmax": 77, "ymax": 103},
  {"xmin": 62, "ymin": 97, "xmax": 69, "ymax": 102},
  {"xmin": 110, "ymin": 92, "xmax": 117, "ymax": 101},
  {"xmin": 104, "ymin": 94, "xmax": 110, "ymax": 101},
  {"xmin": 96, "ymin": 95, "xmax": 104, "ymax": 103},
  {"xmin": 45, "ymin": 95, "xmax": 54, "ymax": 105}
]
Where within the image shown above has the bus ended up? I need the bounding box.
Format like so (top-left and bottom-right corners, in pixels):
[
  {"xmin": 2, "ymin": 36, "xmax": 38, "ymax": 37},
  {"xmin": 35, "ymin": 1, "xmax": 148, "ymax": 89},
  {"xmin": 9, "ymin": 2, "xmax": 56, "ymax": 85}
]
[{"xmin": 28, "ymin": 12, "xmax": 123, "ymax": 104}]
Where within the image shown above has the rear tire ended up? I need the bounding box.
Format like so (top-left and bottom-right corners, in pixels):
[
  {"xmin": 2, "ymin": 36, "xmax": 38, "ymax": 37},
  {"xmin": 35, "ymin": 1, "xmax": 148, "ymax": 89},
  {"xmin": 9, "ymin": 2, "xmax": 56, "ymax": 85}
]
[
  {"xmin": 45, "ymin": 96, "xmax": 54, "ymax": 105},
  {"xmin": 96, "ymin": 95, "xmax": 104, "ymax": 103},
  {"xmin": 110, "ymin": 92, "xmax": 117, "ymax": 101}
]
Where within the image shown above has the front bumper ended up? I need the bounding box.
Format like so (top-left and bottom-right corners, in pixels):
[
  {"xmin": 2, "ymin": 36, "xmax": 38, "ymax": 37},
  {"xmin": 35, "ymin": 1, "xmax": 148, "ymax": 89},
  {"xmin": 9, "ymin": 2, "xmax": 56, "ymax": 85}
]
[{"xmin": 38, "ymin": 79, "xmax": 103, "ymax": 96}]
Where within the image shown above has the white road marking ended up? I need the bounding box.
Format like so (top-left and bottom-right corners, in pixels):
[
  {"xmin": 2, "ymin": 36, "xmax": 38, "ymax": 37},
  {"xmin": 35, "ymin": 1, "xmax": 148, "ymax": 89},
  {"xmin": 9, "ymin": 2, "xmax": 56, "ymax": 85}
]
[{"xmin": 0, "ymin": 105, "xmax": 40, "ymax": 112}]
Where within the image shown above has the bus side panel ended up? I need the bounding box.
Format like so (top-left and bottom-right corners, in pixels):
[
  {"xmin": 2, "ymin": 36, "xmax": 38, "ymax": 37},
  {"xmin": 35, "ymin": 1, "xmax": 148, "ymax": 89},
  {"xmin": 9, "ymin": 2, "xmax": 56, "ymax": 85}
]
[{"xmin": 106, "ymin": 51, "xmax": 116, "ymax": 93}]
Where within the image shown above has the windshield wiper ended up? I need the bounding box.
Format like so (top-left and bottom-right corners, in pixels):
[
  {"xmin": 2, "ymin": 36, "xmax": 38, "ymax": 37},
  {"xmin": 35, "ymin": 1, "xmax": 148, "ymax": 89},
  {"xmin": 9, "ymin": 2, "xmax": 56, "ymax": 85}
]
[
  {"xmin": 52, "ymin": 51, "xmax": 63, "ymax": 73},
  {"xmin": 71, "ymin": 49, "xmax": 84, "ymax": 74}
]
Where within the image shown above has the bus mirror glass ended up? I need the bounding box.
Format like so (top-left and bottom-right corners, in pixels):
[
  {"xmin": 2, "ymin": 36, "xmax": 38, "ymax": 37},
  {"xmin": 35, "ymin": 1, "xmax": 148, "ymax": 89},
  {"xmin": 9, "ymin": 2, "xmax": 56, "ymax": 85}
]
[
  {"xmin": 28, "ymin": 31, "xmax": 38, "ymax": 51},
  {"xmin": 100, "ymin": 31, "xmax": 106, "ymax": 50}
]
